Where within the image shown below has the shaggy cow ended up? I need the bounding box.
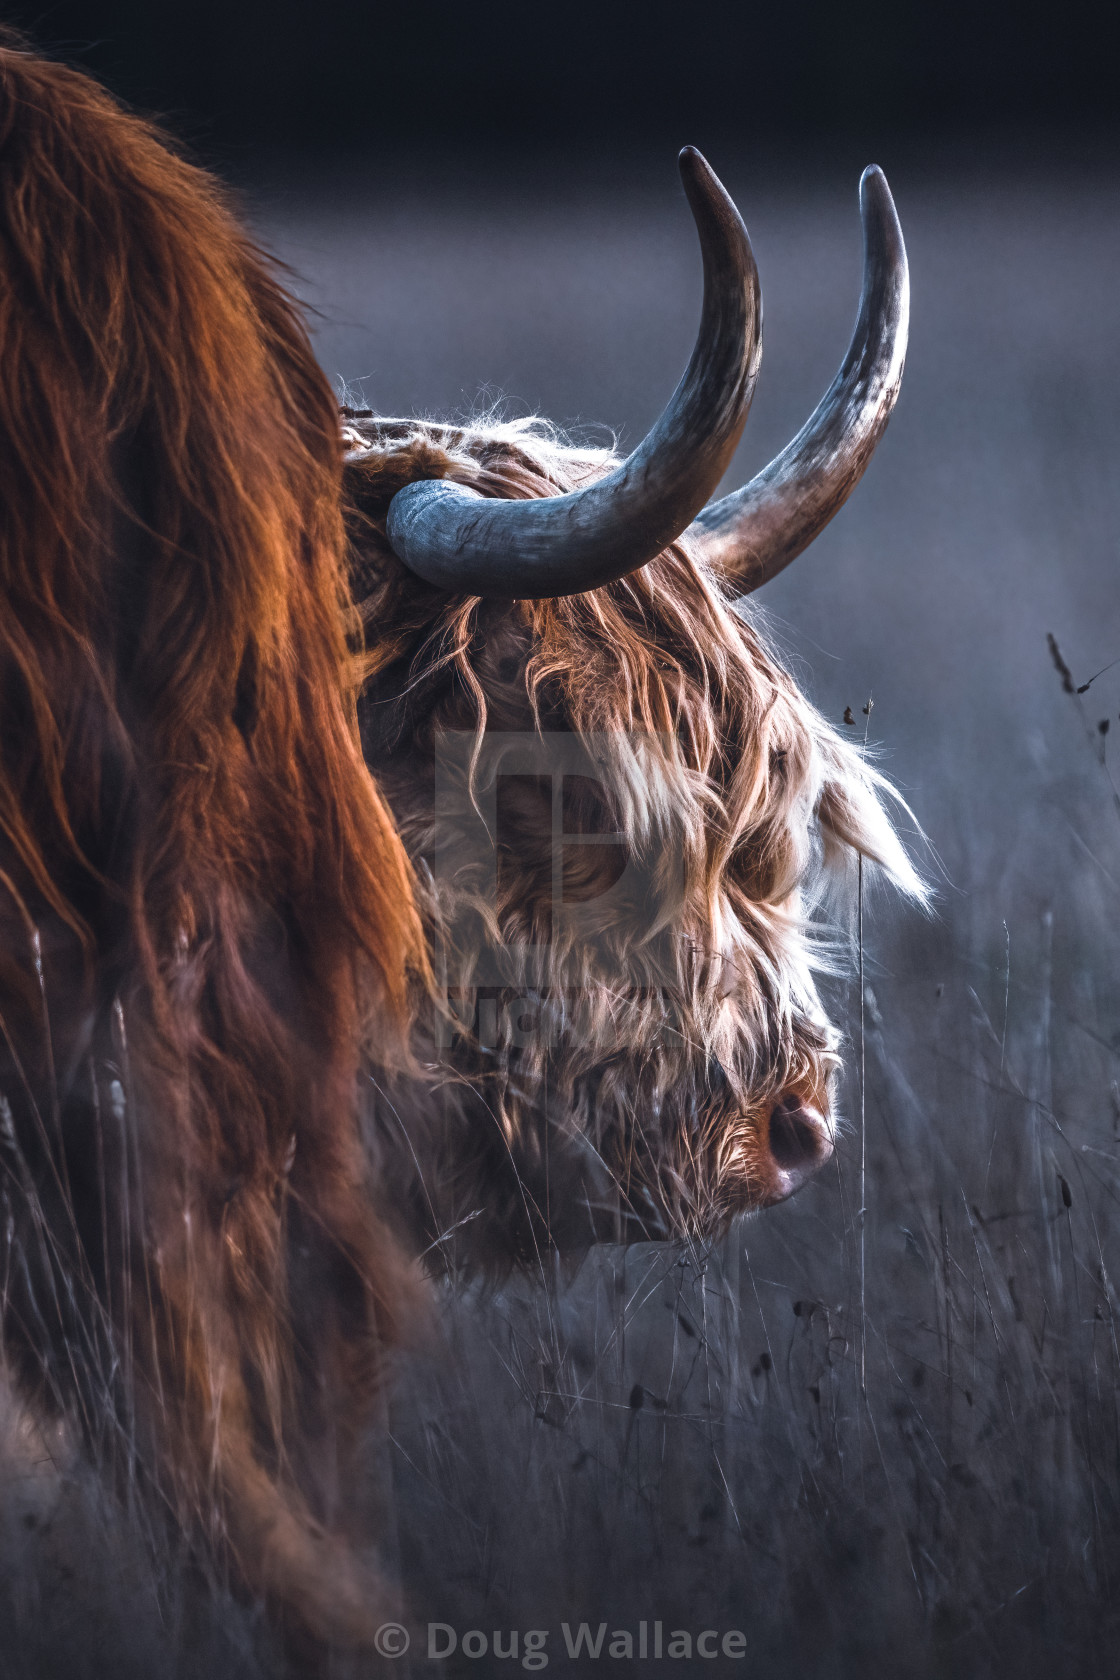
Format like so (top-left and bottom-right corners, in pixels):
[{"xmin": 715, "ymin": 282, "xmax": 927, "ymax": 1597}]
[
  {"xmin": 344, "ymin": 149, "xmax": 924, "ymax": 1269},
  {"xmin": 0, "ymin": 32, "xmax": 922, "ymax": 1667},
  {"xmin": 0, "ymin": 38, "xmax": 425, "ymax": 1652}
]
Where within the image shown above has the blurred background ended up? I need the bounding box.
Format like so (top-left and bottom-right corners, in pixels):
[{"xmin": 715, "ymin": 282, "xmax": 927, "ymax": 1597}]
[
  {"xmin": 2, "ymin": 0, "xmax": 1117, "ymax": 160},
  {"xmin": 2, "ymin": 4, "xmax": 1119, "ymax": 1676}
]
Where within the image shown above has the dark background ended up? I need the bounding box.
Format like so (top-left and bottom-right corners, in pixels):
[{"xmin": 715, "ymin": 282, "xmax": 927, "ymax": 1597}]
[{"xmin": 3, "ymin": 0, "xmax": 1118, "ymax": 161}]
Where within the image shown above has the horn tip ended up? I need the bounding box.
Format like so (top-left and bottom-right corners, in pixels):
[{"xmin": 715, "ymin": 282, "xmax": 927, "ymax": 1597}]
[
  {"xmin": 859, "ymin": 163, "xmax": 895, "ymax": 212},
  {"xmin": 678, "ymin": 144, "xmax": 712, "ymax": 185},
  {"xmin": 677, "ymin": 145, "xmax": 745, "ymax": 246},
  {"xmin": 858, "ymin": 165, "xmax": 905, "ymax": 253}
]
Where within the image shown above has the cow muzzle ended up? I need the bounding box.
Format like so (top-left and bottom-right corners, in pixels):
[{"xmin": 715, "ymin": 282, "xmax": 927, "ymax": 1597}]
[{"xmin": 761, "ymin": 1095, "xmax": 835, "ymax": 1205}]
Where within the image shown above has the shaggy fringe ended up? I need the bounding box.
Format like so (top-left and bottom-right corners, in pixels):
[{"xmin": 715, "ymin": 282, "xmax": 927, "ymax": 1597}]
[{"xmin": 345, "ymin": 412, "xmax": 926, "ymax": 1259}]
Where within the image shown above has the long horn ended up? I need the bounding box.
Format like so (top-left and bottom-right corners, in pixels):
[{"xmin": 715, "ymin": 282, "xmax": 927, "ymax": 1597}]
[
  {"xmin": 385, "ymin": 148, "xmax": 761, "ymax": 599},
  {"xmin": 687, "ymin": 165, "xmax": 908, "ymax": 596}
]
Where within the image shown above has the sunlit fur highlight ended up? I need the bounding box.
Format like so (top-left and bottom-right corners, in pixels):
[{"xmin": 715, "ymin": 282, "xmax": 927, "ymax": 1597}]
[
  {"xmin": 0, "ymin": 41, "xmax": 426, "ymax": 1649},
  {"xmin": 346, "ymin": 414, "xmax": 926, "ymax": 1265}
]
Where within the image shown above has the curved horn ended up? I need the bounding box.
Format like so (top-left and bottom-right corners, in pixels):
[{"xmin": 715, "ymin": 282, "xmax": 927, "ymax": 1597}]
[
  {"xmin": 385, "ymin": 148, "xmax": 761, "ymax": 599},
  {"xmin": 688, "ymin": 165, "xmax": 908, "ymax": 596}
]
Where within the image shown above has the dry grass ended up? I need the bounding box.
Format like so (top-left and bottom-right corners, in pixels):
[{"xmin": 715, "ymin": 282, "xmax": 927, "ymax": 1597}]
[
  {"xmin": 4, "ymin": 637, "xmax": 1113, "ymax": 1679},
  {"xmin": 378, "ymin": 645, "xmax": 1120, "ymax": 1679}
]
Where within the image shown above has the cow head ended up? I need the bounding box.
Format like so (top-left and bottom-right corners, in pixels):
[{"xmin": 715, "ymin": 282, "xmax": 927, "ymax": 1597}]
[{"xmin": 346, "ymin": 151, "xmax": 924, "ymax": 1266}]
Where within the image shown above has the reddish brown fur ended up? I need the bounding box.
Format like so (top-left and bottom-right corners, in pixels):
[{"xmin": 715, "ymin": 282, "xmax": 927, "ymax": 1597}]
[{"xmin": 0, "ymin": 39, "xmax": 426, "ymax": 1649}]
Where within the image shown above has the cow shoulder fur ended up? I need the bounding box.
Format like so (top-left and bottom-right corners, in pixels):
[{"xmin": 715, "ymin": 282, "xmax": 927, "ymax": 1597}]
[{"xmin": 0, "ymin": 37, "xmax": 426, "ymax": 1649}]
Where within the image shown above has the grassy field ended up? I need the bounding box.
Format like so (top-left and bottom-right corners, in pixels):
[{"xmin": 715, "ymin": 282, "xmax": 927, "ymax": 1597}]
[
  {"xmin": 382, "ymin": 705, "xmax": 1120, "ymax": 1677},
  {"xmin": 2, "ymin": 145, "xmax": 1118, "ymax": 1677}
]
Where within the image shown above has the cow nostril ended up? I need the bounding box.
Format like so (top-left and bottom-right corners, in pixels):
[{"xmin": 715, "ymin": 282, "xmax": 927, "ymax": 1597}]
[
  {"xmin": 769, "ymin": 1100, "xmax": 824, "ymax": 1171},
  {"xmin": 765, "ymin": 1097, "xmax": 833, "ymax": 1203}
]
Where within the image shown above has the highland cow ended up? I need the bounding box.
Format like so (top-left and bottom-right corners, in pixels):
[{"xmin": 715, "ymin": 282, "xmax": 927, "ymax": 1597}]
[
  {"xmin": 0, "ymin": 37, "xmax": 426, "ymax": 1653},
  {"xmin": 0, "ymin": 31, "xmax": 922, "ymax": 1667},
  {"xmin": 344, "ymin": 149, "xmax": 924, "ymax": 1270}
]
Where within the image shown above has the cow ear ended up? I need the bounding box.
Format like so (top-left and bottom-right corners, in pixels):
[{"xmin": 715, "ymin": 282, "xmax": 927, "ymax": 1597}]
[{"xmin": 815, "ymin": 741, "xmax": 930, "ymax": 909}]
